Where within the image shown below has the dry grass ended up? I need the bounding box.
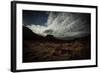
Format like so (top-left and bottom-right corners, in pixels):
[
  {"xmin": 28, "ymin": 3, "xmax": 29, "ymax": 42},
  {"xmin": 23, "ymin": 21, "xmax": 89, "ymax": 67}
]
[{"xmin": 23, "ymin": 36, "xmax": 90, "ymax": 63}]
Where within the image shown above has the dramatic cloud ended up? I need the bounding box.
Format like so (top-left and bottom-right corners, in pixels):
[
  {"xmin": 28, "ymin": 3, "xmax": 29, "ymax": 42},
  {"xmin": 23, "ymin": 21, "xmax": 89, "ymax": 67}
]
[{"xmin": 26, "ymin": 12, "xmax": 90, "ymax": 40}]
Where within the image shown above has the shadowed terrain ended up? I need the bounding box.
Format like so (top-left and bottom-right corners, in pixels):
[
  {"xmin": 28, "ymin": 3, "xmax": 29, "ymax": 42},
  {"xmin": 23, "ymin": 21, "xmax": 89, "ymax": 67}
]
[{"xmin": 23, "ymin": 26, "xmax": 91, "ymax": 63}]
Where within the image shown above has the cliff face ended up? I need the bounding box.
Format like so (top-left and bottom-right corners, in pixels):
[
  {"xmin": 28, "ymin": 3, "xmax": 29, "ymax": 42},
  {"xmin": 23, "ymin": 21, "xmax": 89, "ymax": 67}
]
[{"xmin": 23, "ymin": 26, "xmax": 91, "ymax": 63}]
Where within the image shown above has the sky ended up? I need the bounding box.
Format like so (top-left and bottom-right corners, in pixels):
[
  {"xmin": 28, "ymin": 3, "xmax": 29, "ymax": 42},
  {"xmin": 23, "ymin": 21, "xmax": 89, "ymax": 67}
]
[
  {"xmin": 23, "ymin": 10, "xmax": 48, "ymax": 26},
  {"xmin": 23, "ymin": 10, "xmax": 91, "ymax": 40}
]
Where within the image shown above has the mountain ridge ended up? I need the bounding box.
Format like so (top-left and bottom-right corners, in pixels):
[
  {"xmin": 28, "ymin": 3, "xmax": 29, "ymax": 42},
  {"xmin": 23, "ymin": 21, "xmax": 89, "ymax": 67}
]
[{"xmin": 23, "ymin": 26, "xmax": 90, "ymax": 43}]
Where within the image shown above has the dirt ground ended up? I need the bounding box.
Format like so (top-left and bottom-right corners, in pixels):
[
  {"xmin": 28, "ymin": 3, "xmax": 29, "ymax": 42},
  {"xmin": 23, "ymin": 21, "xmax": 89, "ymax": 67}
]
[{"xmin": 23, "ymin": 35, "xmax": 91, "ymax": 63}]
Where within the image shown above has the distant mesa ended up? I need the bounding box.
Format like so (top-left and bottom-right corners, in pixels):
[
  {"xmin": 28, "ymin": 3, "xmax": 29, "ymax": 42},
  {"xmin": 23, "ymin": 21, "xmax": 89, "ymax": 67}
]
[{"xmin": 46, "ymin": 35, "xmax": 54, "ymax": 39}]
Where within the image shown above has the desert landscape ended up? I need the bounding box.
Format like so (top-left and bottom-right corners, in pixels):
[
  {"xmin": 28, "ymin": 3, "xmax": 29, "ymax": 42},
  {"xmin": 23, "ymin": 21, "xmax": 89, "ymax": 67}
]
[{"xmin": 23, "ymin": 26, "xmax": 91, "ymax": 63}]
